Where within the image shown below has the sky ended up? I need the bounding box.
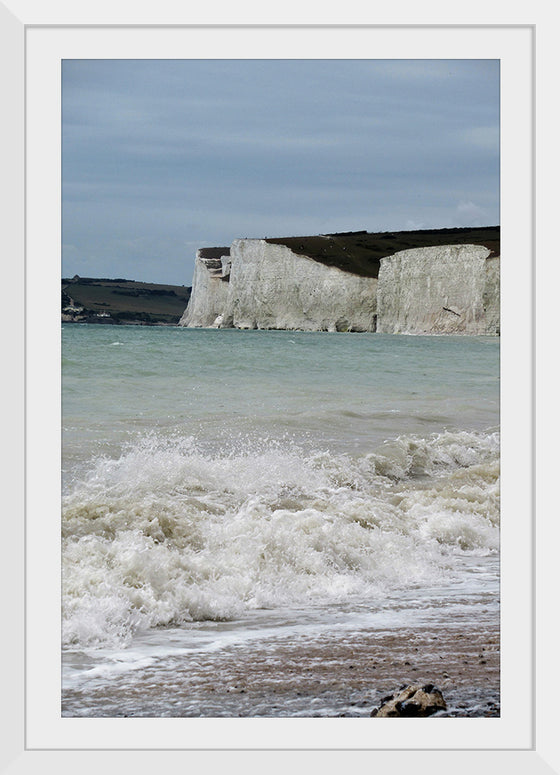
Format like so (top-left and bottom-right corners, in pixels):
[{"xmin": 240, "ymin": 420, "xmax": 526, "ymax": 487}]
[{"xmin": 62, "ymin": 59, "xmax": 500, "ymax": 287}]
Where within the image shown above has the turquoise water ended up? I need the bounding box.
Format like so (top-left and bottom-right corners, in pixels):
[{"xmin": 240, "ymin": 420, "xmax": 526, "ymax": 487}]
[
  {"xmin": 61, "ymin": 325, "xmax": 500, "ymax": 717},
  {"xmin": 62, "ymin": 326, "xmax": 499, "ymax": 463}
]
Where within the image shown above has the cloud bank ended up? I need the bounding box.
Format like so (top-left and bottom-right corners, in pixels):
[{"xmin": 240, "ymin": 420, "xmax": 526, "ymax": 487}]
[{"xmin": 62, "ymin": 59, "xmax": 499, "ymax": 285}]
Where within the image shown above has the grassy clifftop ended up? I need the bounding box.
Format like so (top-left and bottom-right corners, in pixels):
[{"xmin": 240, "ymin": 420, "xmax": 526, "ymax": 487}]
[
  {"xmin": 61, "ymin": 277, "xmax": 191, "ymax": 325},
  {"xmin": 266, "ymin": 226, "xmax": 500, "ymax": 278}
]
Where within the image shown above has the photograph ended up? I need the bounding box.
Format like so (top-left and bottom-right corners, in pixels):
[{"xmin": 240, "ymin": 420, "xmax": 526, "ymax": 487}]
[{"xmin": 60, "ymin": 58, "xmax": 502, "ymax": 720}]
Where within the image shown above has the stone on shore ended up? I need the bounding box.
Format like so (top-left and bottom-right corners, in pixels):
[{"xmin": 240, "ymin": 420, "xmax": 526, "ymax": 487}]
[{"xmin": 371, "ymin": 684, "xmax": 447, "ymax": 717}]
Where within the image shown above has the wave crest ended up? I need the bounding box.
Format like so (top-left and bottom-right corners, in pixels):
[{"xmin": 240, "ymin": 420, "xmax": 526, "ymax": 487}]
[{"xmin": 62, "ymin": 430, "xmax": 499, "ymax": 647}]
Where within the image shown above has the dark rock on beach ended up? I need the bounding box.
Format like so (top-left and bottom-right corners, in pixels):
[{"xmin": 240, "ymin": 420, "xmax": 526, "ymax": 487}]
[{"xmin": 370, "ymin": 683, "xmax": 447, "ymax": 717}]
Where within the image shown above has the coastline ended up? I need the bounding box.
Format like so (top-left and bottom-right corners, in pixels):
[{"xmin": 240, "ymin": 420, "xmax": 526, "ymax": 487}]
[{"xmin": 62, "ymin": 619, "xmax": 499, "ymax": 718}]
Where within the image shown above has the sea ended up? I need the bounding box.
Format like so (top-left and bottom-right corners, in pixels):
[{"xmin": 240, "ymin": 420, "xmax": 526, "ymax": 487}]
[{"xmin": 61, "ymin": 324, "xmax": 500, "ymax": 718}]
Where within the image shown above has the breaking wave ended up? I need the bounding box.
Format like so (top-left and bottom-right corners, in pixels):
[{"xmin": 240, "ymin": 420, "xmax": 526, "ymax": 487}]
[{"xmin": 62, "ymin": 429, "xmax": 499, "ymax": 648}]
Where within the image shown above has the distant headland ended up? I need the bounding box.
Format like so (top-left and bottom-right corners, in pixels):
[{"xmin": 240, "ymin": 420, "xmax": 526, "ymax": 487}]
[{"xmin": 61, "ymin": 276, "xmax": 192, "ymax": 325}]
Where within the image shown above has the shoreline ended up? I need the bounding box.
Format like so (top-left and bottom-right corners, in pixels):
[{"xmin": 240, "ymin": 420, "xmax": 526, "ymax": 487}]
[{"xmin": 62, "ymin": 619, "xmax": 499, "ymax": 718}]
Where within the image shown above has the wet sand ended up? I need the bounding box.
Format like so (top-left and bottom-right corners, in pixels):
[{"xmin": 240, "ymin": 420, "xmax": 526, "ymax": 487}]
[{"xmin": 62, "ymin": 619, "xmax": 499, "ymax": 718}]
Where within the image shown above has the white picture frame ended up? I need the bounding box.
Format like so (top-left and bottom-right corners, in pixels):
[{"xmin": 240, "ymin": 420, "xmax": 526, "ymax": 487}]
[{"xmin": 2, "ymin": 2, "xmax": 552, "ymax": 771}]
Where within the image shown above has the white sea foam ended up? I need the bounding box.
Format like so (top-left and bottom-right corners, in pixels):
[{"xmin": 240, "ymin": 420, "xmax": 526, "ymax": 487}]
[{"xmin": 62, "ymin": 429, "xmax": 499, "ymax": 648}]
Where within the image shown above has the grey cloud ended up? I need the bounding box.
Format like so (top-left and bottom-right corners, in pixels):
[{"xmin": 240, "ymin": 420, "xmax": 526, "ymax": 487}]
[{"xmin": 62, "ymin": 59, "xmax": 499, "ymax": 285}]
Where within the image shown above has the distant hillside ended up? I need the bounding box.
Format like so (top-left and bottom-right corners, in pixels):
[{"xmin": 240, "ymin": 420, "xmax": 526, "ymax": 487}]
[
  {"xmin": 61, "ymin": 276, "xmax": 191, "ymax": 325},
  {"xmin": 266, "ymin": 226, "xmax": 500, "ymax": 278}
]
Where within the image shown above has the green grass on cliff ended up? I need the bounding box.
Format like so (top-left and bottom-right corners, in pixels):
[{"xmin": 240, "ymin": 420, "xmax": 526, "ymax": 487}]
[{"xmin": 266, "ymin": 226, "xmax": 500, "ymax": 278}]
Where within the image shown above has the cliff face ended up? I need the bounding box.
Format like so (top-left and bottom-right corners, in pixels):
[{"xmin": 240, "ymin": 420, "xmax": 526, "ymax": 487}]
[
  {"xmin": 178, "ymin": 249, "xmax": 231, "ymax": 328},
  {"xmin": 377, "ymin": 245, "xmax": 499, "ymax": 335},
  {"xmin": 180, "ymin": 238, "xmax": 500, "ymax": 335},
  {"xmin": 483, "ymin": 256, "xmax": 501, "ymax": 335},
  {"xmin": 222, "ymin": 240, "xmax": 377, "ymax": 332}
]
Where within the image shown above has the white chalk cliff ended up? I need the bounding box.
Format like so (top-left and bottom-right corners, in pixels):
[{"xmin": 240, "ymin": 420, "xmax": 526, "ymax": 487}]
[
  {"xmin": 179, "ymin": 249, "xmax": 231, "ymax": 328},
  {"xmin": 377, "ymin": 245, "xmax": 499, "ymax": 335},
  {"xmin": 223, "ymin": 239, "xmax": 377, "ymax": 332},
  {"xmin": 180, "ymin": 238, "xmax": 499, "ymax": 335}
]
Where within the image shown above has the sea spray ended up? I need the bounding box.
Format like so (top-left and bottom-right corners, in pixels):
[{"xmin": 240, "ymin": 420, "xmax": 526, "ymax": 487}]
[{"xmin": 62, "ymin": 429, "xmax": 499, "ymax": 648}]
